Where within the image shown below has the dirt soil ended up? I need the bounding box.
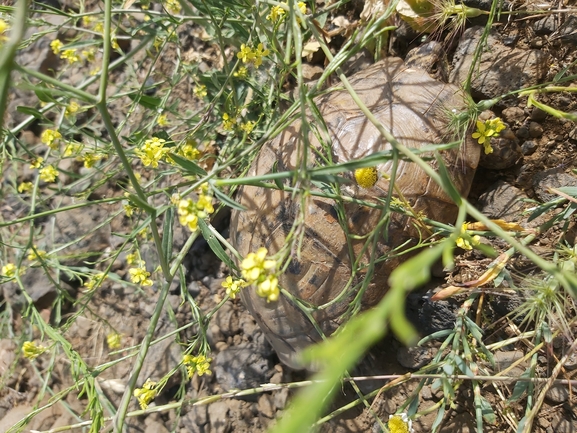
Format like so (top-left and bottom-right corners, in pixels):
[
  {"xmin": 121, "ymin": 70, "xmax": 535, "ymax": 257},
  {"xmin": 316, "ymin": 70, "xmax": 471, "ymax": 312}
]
[{"xmin": 1, "ymin": 0, "xmax": 577, "ymax": 432}]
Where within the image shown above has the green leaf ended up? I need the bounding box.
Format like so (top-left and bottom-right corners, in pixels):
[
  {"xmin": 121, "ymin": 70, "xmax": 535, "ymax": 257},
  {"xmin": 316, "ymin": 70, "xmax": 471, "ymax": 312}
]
[
  {"xmin": 212, "ymin": 186, "xmax": 246, "ymax": 211},
  {"xmin": 197, "ymin": 219, "xmax": 236, "ymax": 270},
  {"xmin": 272, "ymin": 160, "xmax": 284, "ymax": 190},
  {"xmin": 453, "ymin": 354, "xmax": 475, "ymax": 378},
  {"xmin": 16, "ymin": 106, "xmax": 48, "ymax": 121},
  {"xmin": 431, "ymin": 405, "xmax": 445, "ymax": 433},
  {"xmin": 34, "ymin": 86, "xmax": 57, "ymax": 103},
  {"xmin": 168, "ymin": 152, "xmax": 207, "ymax": 176},
  {"xmin": 388, "ymin": 242, "xmax": 445, "ymax": 291},
  {"xmin": 162, "ymin": 206, "xmax": 174, "ymax": 263},
  {"xmin": 477, "ymin": 395, "xmax": 496, "ymax": 424},
  {"xmin": 435, "ymin": 151, "xmax": 462, "ymax": 206},
  {"xmin": 418, "ymin": 329, "xmax": 453, "ymax": 346},
  {"xmin": 508, "ymin": 369, "xmax": 532, "ymax": 402},
  {"xmin": 126, "ymin": 92, "xmax": 162, "ymax": 110}
]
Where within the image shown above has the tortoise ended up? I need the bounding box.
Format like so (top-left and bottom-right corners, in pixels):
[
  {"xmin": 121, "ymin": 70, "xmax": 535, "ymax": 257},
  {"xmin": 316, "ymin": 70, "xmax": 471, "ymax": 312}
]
[{"xmin": 230, "ymin": 44, "xmax": 481, "ymax": 369}]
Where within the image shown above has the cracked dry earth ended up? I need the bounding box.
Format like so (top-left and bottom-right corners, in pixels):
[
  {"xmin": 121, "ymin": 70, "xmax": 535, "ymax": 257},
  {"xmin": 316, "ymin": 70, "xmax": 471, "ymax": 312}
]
[{"xmin": 1, "ymin": 1, "xmax": 577, "ymax": 433}]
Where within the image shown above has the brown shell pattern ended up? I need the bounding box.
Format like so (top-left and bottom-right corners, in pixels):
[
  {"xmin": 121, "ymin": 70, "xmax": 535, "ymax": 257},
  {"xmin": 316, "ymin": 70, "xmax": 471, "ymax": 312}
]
[{"xmin": 230, "ymin": 57, "xmax": 480, "ymax": 368}]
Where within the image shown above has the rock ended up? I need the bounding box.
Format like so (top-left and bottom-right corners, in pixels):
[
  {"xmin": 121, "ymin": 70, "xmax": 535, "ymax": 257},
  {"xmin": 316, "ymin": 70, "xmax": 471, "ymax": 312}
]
[
  {"xmin": 533, "ymin": 14, "xmax": 559, "ymax": 35},
  {"xmin": 180, "ymin": 404, "xmax": 208, "ymax": 433},
  {"xmin": 477, "ymin": 181, "xmax": 528, "ymax": 221},
  {"xmin": 214, "ymin": 344, "xmax": 274, "ymax": 392},
  {"xmin": 528, "ymin": 121, "xmax": 544, "ymax": 138},
  {"xmin": 501, "ymin": 107, "xmax": 525, "ymax": 124},
  {"xmin": 144, "ymin": 418, "xmax": 170, "ymax": 433},
  {"xmin": 516, "ymin": 124, "xmax": 530, "ymax": 139},
  {"xmin": 493, "ymin": 350, "xmax": 525, "ymax": 372},
  {"xmin": 273, "ymin": 388, "xmax": 290, "ymax": 409},
  {"xmin": 207, "ymin": 401, "xmax": 231, "ymax": 433},
  {"xmin": 396, "ymin": 346, "xmax": 433, "ymax": 369},
  {"xmin": 551, "ymin": 416, "xmax": 577, "ymax": 433},
  {"xmin": 451, "ymin": 27, "xmax": 550, "ymax": 102},
  {"xmin": 214, "ymin": 301, "xmax": 241, "ymax": 336},
  {"xmin": 406, "ymin": 293, "xmax": 458, "ymax": 335},
  {"xmin": 545, "ymin": 384, "xmax": 569, "ymax": 404},
  {"xmin": 530, "ymin": 107, "xmax": 548, "ymax": 122},
  {"xmin": 553, "ymin": 15, "xmax": 577, "ymax": 46},
  {"xmin": 257, "ymin": 394, "xmax": 275, "ymax": 418},
  {"xmin": 521, "ymin": 140, "xmax": 537, "ymax": 155},
  {"xmin": 533, "ymin": 172, "xmax": 577, "ymax": 203},
  {"xmin": 439, "ymin": 412, "xmax": 476, "ymax": 433}
]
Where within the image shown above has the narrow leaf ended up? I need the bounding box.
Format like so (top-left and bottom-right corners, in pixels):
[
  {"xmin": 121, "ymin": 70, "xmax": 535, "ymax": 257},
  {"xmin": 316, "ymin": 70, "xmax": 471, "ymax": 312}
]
[
  {"xmin": 197, "ymin": 219, "xmax": 236, "ymax": 270},
  {"xmin": 212, "ymin": 187, "xmax": 246, "ymax": 211},
  {"xmin": 168, "ymin": 152, "xmax": 207, "ymax": 176},
  {"xmin": 161, "ymin": 206, "xmax": 174, "ymax": 263}
]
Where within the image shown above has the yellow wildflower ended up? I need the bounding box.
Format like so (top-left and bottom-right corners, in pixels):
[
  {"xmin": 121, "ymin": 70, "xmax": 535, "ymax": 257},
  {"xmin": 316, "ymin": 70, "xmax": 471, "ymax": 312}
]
[
  {"xmin": 472, "ymin": 117, "xmax": 506, "ymax": 155},
  {"xmin": 50, "ymin": 39, "xmax": 63, "ymax": 54},
  {"xmin": 222, "ymin": 113, "xmax": 236, "ymax": 131},
  {"xmin": 126, "ymin": 252, "xmax": 144, "ymax": 266},
  {"xmin": 22, "ymin": 341, "xmax": 48, "ymax": 360},
  {"xmin": 388, "ymin": 413, "xmax": 413, "ymax": 433},
  {"xmin": 107, "ymin": 332, "xmax": 122, "ymax": 350},
  {"xmin": 256, "ymin": 274, "xmax": 279, "ymax": 302},
  {"xmin": 30, "ymin": 157, "xmax": 43, "ymax": 169},
  {"xmin": 81, "ymin": 152, "xmax": 102, "ymax": 168},
  {"xmin": 237, "ymin": 44, "xmax": 254, "ymax": 64},
  {"xmin": 157, "ymin": 114, "xmax": 169, "ymax": 127},
  {"xmin": 354, "ymin": 167, "xmax": 378, "ymax": 188},
  {"xmin": 65, "ymin": 101, "xmax": 80, "ymax": 116},
  {"xmin": 129, "ymin": 265, "xmax": 153, "ymax": 286},
  {"xmin": 28, "ymin": 246, "xmax": 47, "ymax": 262},
  {"xmin": 17, "ymin": 181, "xmax": 33, "ymax": 193},
  {"xmin": 240, "ymin": 121, "xmax": 256, "ymax": 134},
  {"xmin": 135, "ymin": 137, "xmax": 169, "ymax": 168},
  {"xmin": 233, "ymin": 66, "xmax": 248, "ymax": 79},
  {"xmin": 178, "ymin": 143, "xmax": 200, "ymax": 160},
  {"xmin": 64, "ymin": 142, "xmax": 83, "ymax": 157},
  {"xmin": 183, "ymin": 354, "xmax": 212, "ymax": 378},
  {"xmin": 1, "ymin": 263, "xmax": 17, "ymax": 278},
  {"xmin": 84, "ymin": 272, "xmax": 107, "ymax": 291},
  {"xmin": 178, "ymin": 198, "xmax": 200, "ymax": 231},
  {"xmin": 252, "ymin": 43, "xmax": 270, "ymax": 67},
  {"xmin": 81, "ymin": 47, "xmax": 96, "ymax": 62},
  {"xmin": 193, "ymin": 85, "xmax": 207, "ymax": 98},
  {"xmin": 266, "ymin": 5, "xmax": 286, "ymax": 22},
  {"xmin": 60, "ymin": 49, "xmax": 80, "ymax": 64},
  {"xmin": 40, "ymin": 129, "xmax": 62, "ymax": 150},
  {"xmin": 221, "ymin": 276, "xmax": 248, "ymax": 299},
  {"xmin": 133, "ymin": 379, "xmax": 157, "ymax": 410},
  {"xmin": 39, "ymin": 165, "xmax": 59, "ymax": 183},
  {"xmin": 164, "ymin": 0, "xmax": 181, "ymax": 14},
  {"xmin": 455, "ymin": 222, "xmax": 481, "ymax": 250},
  {"xmin": 124, "ymin": 203, "xmax": 137, "ymax": 217}
]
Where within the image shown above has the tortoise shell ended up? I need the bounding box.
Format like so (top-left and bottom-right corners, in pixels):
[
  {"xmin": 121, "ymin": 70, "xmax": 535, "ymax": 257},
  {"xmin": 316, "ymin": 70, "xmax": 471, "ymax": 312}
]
[{"xmin": 230, "ymin": 57, "xmax": 480, "ymax": 368}]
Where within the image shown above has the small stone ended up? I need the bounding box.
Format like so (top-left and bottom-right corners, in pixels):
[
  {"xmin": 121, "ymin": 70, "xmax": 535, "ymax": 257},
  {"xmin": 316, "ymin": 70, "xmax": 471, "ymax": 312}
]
[
  {"xmin": 528, "ymin": 121, "xmax": 544, "ymax": 138},
  {"xmin": 477, "ymin": 181, "xmax": 528, "ymax": 221},
  {"xmin": 530, "ymin": 107, "xmax": 548, "ymax": 122},
  {"xmin": 516, "ymin": 125, "xmax": 530, "ymax": 139},
  {"xmin": 207, "ymin": 401, "xmax": 231, "ymax": 433},
  {"xmin": 533, "ymin": 172, "xmax": 577, "ymax": 202},
  {"xmin": 273, "ymin": 388, "xmax": 290, "ymax": 409},
  {"xmin": 257, "ymin": 394, "xmax": 275, "ymax": 418},
  {"xmin": 533, "ymin": 14, "xmax": 558, "ymax": 35},
  {"xmin": 214, "ymin": 344, "xmax": 274, "ymax": 392},
  {"xmin": 546, "ymin": 384, "xmax": 569, "ymax": 404},
  {"xmin": 501, "ymin": 106, "xmax": 525, "ymax": 124},
  {"xmin": 396, "ymin": 346, "xmax": 432, "ymax": 369},
  {"xmin": 521, "ymin": 140, "xmax": 537, "ymax": 155},
  {"xmin": 144, "ymin": 419, "xmax": 169, "ymax": 433},
  {"xmin": 421, "ymin": 386, "xmax": 433, "ymax": 400}
]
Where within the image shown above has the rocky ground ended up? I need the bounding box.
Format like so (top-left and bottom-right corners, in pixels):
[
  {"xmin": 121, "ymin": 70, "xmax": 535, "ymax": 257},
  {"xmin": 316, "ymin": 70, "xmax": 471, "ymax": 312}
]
[{"xmin": 1, "ymin": 1, "xmax": 577, "ymax": 432}]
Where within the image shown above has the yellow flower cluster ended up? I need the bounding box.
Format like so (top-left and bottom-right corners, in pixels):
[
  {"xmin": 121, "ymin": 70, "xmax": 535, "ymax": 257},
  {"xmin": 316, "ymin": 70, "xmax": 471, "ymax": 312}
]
[
  {"xmin": 193, "ymin": 85, "xmax": 207, "ymax": 98},
  {"xmin": 266, "ymin": 2, "xmax": 307, "ymax": 23},
  {"xmin": 39, "ymin": 165, "xmax": 59, "ymax": 183},
  {"xmin": 354, "ymin": 167, "xmax": 378, "ymax": 188},
  {"xmin": 107, "ymin": 332, "xmax": 122, "ymax": 350},
  {"xmin": 183, "ymin": 354, "xmax": 212, "ymax": 378},
  {"xmin": 129, "ymin": 262, "xmax": 153, "ymax": 286},
  {"xmin": 84, "ymin": 272, "xmax": 107, "ymax": 291},
  {"xmin": 0, "ymin": 19, "xmax": 9, "ymax": 43},
  {"xmin": 81, "ymin": 152, "xmax": 103, "ymax": 168},
  {"xmin": 455, "ymin": 222, "xmax": 481, "ymax": 250},
  {"xmin": 18, "ymin": 182, "xmax": 33, "ymax": 193},
  {"xmin": 135, "ymin": 137, "xmax": 169, "ymax": 168},
  {"xmin": 65, "ymin": 101, "xmax": 81, "ymax": 117},
  {"xmin": 233, "ymin": 66, "xmax": 248, "ymax": 79},
  {"xmin": 50, "ymin": 39, "xmax": 63, "ymax": 54},
  {"xmin": 177, "ymin": 185, "xmax": 215, "ymax": 231},
  {"xmin": 472, "ymin": 117, "xmax": 506, "ymax": 155},
  {"xmin": 28, "ymin": 246, "xmax": 47, "ymax": 262},
  {"xmin": 240, "ymin": 121, "xmax": 256, "ymax": 134},
  {"xmin": 22, "ymin": 341, "xmax": 47, "ymax": 360},
  {"xmin": 236, "ymin": 43, "xmax": 270, "ymax": 68},
  {"xmin": 221, "ymin": 276, "xmax": 248, "ymax": 299},
  {"xmin": 61, "ymin": 49, "xmax": 80, "ymax": 64},
  {"xmin": 1, "ymin": 263, "xmax": 17, "ymax": 278},
  {"xmin": 222, "ymin": 113, "xmax": 236, "ymax": 131},
  {"xmin": 241, "ymin": 248, "xmax": 279, "ymax": 303},
  {"xmin": 177, "ymin": 142, "xmax": 200, "ymax": 161},
  {"xmin": 133, "ymin": 378, "xmax": 157, "ymax": 410},
  {"xmin": 164, "ymin": 0, "xmax": 181, "ymax": 14},
  {"xmin": 41, "ymin": 129, "xmax": 62, "ymax": 150}
]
